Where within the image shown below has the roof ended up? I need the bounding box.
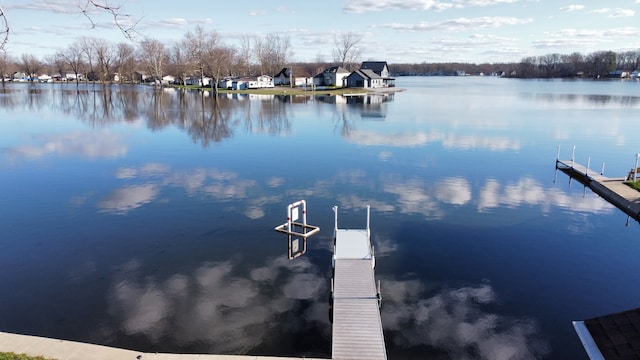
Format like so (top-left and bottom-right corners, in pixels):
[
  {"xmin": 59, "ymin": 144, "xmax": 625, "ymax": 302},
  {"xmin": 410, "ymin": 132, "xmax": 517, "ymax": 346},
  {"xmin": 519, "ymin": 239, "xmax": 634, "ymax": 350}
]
[
  {"xmin": 574, "ymin": 307, "xmax": 640, "ymax": 359},
  {"xmin": 348, "ymin": 69, "xmax": 382, "ymax": 80},
  {"xmin": 325, "ymin": 66, "xmax": 350, "ymax": 74},
  {"xmin": 360, "ymin": 61, "xmax": 388, "ymax": 73},
  {"xmin": 274, "ymin": 67, "xmax": 291, "ymax": 77}
]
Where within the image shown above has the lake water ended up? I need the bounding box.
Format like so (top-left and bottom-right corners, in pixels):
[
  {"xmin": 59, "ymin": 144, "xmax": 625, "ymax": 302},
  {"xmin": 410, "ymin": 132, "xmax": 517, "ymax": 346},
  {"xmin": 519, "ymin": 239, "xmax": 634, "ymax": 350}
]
[{"xmin": 1, "ymin": 77, "xmax": 640, "ymax": 359}]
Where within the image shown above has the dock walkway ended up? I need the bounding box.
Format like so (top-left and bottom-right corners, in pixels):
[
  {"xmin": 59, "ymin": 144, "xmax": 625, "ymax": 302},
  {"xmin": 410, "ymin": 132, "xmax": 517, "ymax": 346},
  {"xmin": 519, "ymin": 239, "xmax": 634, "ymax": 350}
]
[
  {"xmin": 556, "ymin": 159, "xmax": 640, "ymax": 221},
  {"xmin": 330, "ymin": 206, "xmax": 386, "ymax": 360}
]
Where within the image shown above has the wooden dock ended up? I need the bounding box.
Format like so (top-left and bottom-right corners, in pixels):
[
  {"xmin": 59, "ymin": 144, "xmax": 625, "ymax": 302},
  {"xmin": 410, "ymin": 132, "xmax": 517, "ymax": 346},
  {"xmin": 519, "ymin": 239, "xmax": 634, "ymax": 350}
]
[
  {"xmin": 556, "ymin": 159, "xmax": 640, "ymax": 222},
  {"xmin": 330, "ymin": 206, "xmax": 387, "ymax": 360}
]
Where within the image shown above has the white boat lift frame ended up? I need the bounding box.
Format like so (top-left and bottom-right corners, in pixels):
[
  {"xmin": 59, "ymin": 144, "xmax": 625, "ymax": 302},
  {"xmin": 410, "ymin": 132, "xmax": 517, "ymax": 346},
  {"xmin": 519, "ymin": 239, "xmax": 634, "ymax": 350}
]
[{"xmin": 274, "ymin": 200, "xmax": 320, "ymax": 259}]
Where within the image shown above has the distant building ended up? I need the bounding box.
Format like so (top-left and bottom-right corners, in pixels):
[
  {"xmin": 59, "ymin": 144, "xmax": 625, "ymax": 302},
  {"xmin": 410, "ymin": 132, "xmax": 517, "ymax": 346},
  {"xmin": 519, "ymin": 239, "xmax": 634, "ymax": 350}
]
[
  {"xmin": 359, "ymin": 61, "xmax": 395, "ymax": 87},
  {"xmin": 345, "ymin": 69, "xmax": 384, "ymax": 88},
  {"xmin": 313, "ymin": 66, "xmax": 350, "ymax": 87}
]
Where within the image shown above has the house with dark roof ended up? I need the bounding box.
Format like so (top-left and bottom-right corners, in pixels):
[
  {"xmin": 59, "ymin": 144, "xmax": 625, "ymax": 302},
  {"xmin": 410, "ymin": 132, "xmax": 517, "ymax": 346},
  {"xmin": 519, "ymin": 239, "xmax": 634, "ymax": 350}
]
[
  {"xmin": 313, "ymin": 66, "xmax": 350, "ymax": 87},
  {"xmin": 274, "ymin": 67, "xmax": 292, "ymax": 85},
  {"xmin": 345, "ymin": 69, "xmax": 384, "ymax": 88},
  {"xmin": 359, "ymin": 61, "xmax": 395, "ymax": 87}
]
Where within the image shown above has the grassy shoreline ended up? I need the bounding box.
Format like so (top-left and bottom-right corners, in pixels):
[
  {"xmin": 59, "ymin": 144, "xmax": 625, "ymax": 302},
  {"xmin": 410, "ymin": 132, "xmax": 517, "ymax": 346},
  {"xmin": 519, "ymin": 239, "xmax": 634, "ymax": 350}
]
[
  {"xmin": 168, "ymin": 84, "xmax": 404, "ymax": 96},
  {"xmin": 625, "ymin": 180, "xmax": 640, "ymax": 191}
]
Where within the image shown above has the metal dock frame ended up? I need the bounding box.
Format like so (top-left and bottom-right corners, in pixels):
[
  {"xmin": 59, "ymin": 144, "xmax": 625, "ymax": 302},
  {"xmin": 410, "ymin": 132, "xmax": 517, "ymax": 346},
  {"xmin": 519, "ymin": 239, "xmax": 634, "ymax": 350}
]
[{"xmin": 330, "ymin": 205, "xmax": 387, "ymax": 360}]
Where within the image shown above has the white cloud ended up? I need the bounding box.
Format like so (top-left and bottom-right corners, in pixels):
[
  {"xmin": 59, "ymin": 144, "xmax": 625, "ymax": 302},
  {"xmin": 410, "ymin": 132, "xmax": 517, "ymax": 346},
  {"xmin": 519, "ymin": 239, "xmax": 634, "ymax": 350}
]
[
  {"xmin": 3, "ymin": 131, "xmax": 127, "ymax": 161},
  {"xmin": 477, "ymin": 177, "xmax": 613, "ymax": 214},
  {"xmin": 433, "ymin": 177, "xmax": 472, "ymax": 205},
  {"xmin": 98, "ymin": 184, "xmax": 160, "ymax": 214},
  {"xmin": 443, "ymin": 134, "xmax": 521, "ymax": 151},
  {"xmin": 383, "ymin": 177, "xmax": 444, "ymax": 219},
  {"xmin": 560, "ymin": 4, "xmax": 584, "ymax": 12},
  {"xmin": 344, "ymin": 0, "xmax": 518, "ymax": 13},
  {"xmin": 377, "ymin": 17, "xmax": 532, "ymax": 32},
  {"xmin": 108, "ymin": 256, "xmax": 329, "ymax": 352},
  {"xmin": 589, "ymin": 8, "xmax": 635, "ymax": 17},
  {"xmin": 346, "ymin": 130, "xmax": 444, "ymax": 146},
  {"xmin": 381, "ymin": 279, "xmax": 548, "ymax": 359}
]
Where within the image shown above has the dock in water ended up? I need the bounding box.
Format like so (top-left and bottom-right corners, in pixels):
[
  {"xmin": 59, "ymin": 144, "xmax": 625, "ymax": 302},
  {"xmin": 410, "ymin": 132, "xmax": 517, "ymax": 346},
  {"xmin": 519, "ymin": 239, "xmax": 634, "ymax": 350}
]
[
  {"xmin": 556, "ymin": 159, "xmax": 640, "ymax": 222},
  {"xmin": 330, "ymin": 206, "xmax": 386, "ymax": 360}
]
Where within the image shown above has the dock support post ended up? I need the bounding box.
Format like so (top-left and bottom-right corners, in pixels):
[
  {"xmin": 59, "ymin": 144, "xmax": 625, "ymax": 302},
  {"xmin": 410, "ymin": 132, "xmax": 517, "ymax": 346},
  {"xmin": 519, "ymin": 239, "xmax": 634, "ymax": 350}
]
[
  {"xmin": 557, "ymin": 144, "xmax": 560, "ymax": 161},
  {"xmin": 601, "ymin": 162, "xmax": 605, "ymax": 176},
  {"xmin": 586, "ymin": 156, "xmax": 590, "ymax": 179},
  {"xmin": 635, "ymin": 154, "xmax": 639, "ymax": 182},
  {"xmin": 571, "ymin": 145, "xmax": 576, "ymax": 168},
  {"xmin": 366, "ymin": 205, "xmax": 371, "ymax": 239}
]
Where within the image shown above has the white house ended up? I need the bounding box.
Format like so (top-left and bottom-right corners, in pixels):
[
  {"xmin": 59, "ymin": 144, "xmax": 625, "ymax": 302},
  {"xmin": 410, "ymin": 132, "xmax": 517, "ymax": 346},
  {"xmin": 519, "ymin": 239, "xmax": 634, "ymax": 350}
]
[
  {"xmin": 313, "ymin": 66, "xmax": 350, "ymax": 87},
  {"xmin": 185, "ymin": 76, "xmax": 212, "ymax": 86},
  {"xmin": 247, "ymin": 75, "xmax": 274, "ymax": 89},
  {"xmin": 162, "ymin": 75, "xmax": 176, "ymax": 85}
]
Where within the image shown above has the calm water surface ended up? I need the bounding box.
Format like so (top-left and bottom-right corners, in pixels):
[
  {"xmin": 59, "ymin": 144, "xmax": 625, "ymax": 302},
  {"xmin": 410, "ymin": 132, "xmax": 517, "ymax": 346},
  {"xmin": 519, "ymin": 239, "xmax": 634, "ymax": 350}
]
[{"xmin": 2, "ymin": 77, "xmax": 640, "ymax": 359}]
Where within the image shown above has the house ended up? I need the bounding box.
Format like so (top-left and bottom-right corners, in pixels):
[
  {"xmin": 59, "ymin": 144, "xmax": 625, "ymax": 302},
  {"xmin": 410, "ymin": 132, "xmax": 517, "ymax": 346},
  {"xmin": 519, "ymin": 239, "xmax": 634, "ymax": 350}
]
[
  {"xmin": 232, "ymin": 80, "xmax": 248, "ymax": 90},
  {"xmin": 608, "ymin": 70, "xmax": 629, "ymax": 78},
  {"xmin": 359, "ymin": 61, "xmax": 395, "ymax": 87},
  {"xmin": 345, "ymin": 69, "xmax": 384, "ymax": 88},
  {"xmin": 161, "ymin": 75, "xmax": 176, "ymax": 85},
  {"xmin": 134, "ymin": 71, "xmax": 150, "ymax": 83},
  {"xmin": 247, "ymin": 75, "xmax": 274, "ymax": 89},
  {"xmin": 313, "ymin": 66, "xmax": 350, "ymax": 87},
  {"xmin": 185, "ymin": 76, "xmax": 212, "ymax": 86},
  {"xmin": 12, "ymin": 72, "xmax": 28, "ymax": 82},
  {"xmin": 38, "ymin": 74, "xmax": 53, "ymax": 83},
  {"xmin": 218, "ymin": 78, "xmax": 234, "ymax": 89},
  {"xmin": 274, "ymin": 68, "xmax": 293, "ymax": 86}
]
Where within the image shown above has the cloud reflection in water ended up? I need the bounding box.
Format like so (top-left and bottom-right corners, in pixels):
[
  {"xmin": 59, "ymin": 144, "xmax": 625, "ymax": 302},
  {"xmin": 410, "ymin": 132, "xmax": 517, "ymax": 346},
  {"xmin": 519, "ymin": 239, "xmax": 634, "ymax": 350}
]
[
  {"xmin": 3, "ymin": 131, "xmax": 127, "ymax": 161},
  {"xmin": 381, "ymin": 279, "xmax": 549, "ymax": 360},
  {"xmin": 108, "ymin": 256, "xmax": 329, "ymax": 354}
]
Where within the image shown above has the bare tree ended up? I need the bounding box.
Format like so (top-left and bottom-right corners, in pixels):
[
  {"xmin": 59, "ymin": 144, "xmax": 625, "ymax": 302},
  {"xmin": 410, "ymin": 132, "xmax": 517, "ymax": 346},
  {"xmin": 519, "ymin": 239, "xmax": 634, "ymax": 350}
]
[
  {"xmin": 60, "ymin": 41, "xmax": 86, "ymax": 85},
  {"xmin": 0, "ymin": 2, "xmax": 140, "ymax": 52},
  {"xmin": 115, "ymin": 42, "xmax": 136, "ymax": 83},
  {"xmin": 19, "ymin": 53, "xmax": 41, "ymax": 81},
  {"xmin": 254, "ymin": 33, "xmax": 292, "ymax": 76},
  {"xmin": 0, "ymin": 51, "xmax": 14, "ymax": 85},
  {"xmin": 79, "ymin": 37, "xmax": 98, "ymax": 81},
  {"xmin": 93, "ymin": 38, "xmax": 116, "ymax": 82},
  {"xmin": 0, "ymin": 5, "xmax": 8, "ymax": 51},
  {"xmin": 168, "ymin": 43, "xmax": 189, "ymax": 86},
  {"xmin": 209, "ymin": 45, "xmax": 236, "ymax": 93},
  {"xmin": 180, "ymin": 25, "xmax": 219, "ymax": 86},
  {"xmin": 45, "ymin": 53, "xmax": 66, "ymax": 78},
  {"xmin": 236, "ymin": 35, "xmax": 254, "ymax": 76},
  {"xmin": 137, "ymin": 38, "xmax": 167, "ymax": 86},
  {"xmin": 333, "ymin": 32, "xmax": 363, "ymax": 71}
]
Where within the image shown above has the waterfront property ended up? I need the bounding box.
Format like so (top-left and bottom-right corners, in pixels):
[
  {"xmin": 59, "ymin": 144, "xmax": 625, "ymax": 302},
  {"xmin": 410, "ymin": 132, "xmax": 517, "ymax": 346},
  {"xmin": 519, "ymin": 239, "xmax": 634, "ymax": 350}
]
[
  {"xmin": 2, "ymin": 78, "xmax": 640, "ymax": 359},
  {"xmin": 555, "ymin": 159, "xmax": 640, "ymax": 223}
]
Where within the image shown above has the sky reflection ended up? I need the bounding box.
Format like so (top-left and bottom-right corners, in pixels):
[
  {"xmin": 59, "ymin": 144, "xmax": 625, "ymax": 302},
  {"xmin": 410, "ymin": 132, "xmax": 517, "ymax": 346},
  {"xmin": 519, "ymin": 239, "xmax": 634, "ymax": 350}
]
[
  {"xmin": 381, "ymin": 279, "xmax": 549, "ymax": 360},
  {"xmin": 107, "ymin": 256, "xmax": 329, "ymax": 354},
  {"xmin": 2, "ymin": 130, "xmax": 127, "ymax": 162}
]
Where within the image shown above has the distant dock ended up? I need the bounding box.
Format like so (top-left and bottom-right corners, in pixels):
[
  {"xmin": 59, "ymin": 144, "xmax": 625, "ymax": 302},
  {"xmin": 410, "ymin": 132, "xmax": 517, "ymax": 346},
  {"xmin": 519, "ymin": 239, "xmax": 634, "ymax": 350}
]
[{"xmin": 555, "ymin": 159, "xmax": 640, "ymax": 222}]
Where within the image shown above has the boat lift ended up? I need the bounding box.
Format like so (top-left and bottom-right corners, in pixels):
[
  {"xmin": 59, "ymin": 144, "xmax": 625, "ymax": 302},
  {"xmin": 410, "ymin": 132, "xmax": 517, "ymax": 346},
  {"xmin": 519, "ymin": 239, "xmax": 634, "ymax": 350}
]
[{"xmin": 274, "ymin": 200, "xmax": 320, "ymax": 259}]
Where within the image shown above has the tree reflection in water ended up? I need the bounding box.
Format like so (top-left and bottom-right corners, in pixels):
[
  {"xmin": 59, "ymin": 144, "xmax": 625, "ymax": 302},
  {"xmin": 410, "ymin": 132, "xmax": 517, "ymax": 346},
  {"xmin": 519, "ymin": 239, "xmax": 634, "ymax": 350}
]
[{"xmin": 0, "ymin": 84, "xmax": 397, "ymax": 148}]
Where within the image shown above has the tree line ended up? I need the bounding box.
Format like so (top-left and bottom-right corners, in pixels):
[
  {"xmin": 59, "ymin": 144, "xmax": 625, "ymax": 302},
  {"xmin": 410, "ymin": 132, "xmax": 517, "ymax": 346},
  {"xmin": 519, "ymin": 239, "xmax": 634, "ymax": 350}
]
[
  {"xmin": 0, "ymin": 25, "xmax": 368, "ymax": 90},
  {"xmin": 1, "ymin": 21, "xmax": 638, "ymax": 87},
  {"xmin": 389, "ymin": 50, "xmax": 640, "ymax": 78}
]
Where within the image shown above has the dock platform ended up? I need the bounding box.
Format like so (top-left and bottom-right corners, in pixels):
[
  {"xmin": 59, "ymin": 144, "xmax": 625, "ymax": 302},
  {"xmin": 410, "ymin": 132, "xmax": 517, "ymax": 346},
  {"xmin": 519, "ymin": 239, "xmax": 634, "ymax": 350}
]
[
  {"xmin": 330, "ymin": 206, "xmax": 386, "ymax": 360},
  {"xmin": 556, "ymin": 159, "xmax": 640, "ymax": 221}
]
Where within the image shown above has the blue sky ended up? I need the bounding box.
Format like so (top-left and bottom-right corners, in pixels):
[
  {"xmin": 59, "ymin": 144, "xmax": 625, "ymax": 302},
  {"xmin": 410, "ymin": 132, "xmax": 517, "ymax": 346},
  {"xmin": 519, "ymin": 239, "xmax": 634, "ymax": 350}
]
[{"xmin": 2, "ymin": 0, "xmax": 640, "ymax": 64}]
